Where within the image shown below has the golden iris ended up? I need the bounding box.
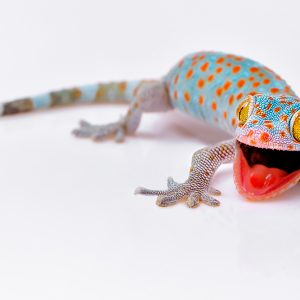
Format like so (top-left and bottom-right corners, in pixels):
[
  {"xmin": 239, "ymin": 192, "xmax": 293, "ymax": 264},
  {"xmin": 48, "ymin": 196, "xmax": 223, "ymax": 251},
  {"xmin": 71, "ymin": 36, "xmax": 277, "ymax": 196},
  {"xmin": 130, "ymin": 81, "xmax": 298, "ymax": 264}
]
[
  {"xmin": 292, "ymin": 112, "xmax": 300, "ymax": 142},
  {"xmin": 237, "ymin": 98, "xmax": 252, "ymax": 125}
]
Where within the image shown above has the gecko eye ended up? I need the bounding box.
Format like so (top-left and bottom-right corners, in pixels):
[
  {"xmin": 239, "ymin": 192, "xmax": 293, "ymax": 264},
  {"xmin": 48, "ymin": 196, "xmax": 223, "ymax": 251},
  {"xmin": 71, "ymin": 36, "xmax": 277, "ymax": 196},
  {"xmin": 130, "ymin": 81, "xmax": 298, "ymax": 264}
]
[
  {"xmin": 237, "ymin": 96, "xmax": 253, "ymax": 125},
  {"xmin": 290, "ymin": 111, "xmax": 300, "ymax": 142}
]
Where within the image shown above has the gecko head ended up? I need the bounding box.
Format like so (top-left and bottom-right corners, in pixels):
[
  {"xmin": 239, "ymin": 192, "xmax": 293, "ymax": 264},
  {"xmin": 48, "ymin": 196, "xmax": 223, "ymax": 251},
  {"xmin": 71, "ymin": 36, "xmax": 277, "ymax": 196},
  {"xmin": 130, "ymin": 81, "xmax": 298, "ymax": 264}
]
[{"xmin": 233, "ymin": 93, "xmax": 300, "ymax": 200}]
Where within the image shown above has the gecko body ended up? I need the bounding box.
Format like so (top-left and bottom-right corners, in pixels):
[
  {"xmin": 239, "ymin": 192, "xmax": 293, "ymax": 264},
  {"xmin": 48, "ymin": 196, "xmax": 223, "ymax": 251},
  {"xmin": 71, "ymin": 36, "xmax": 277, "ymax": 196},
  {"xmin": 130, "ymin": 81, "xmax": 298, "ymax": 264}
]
[{"xmin": 2, "ymin": 51, "xmax": 300, "ymax": 207}]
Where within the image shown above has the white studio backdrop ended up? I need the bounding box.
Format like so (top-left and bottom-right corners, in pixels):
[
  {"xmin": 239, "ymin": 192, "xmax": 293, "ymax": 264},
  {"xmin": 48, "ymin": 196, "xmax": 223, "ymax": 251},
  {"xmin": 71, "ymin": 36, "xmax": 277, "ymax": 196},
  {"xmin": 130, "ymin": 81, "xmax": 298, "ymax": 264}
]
[{"xmin": 0, "ymin": 0, "xmax": 300, "ymax": 299}]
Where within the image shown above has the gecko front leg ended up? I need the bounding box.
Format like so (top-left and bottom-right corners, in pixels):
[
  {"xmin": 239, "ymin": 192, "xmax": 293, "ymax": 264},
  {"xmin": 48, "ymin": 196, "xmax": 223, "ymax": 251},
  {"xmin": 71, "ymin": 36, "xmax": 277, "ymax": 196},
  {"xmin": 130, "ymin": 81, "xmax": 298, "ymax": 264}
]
[{"xmin": 135, "ymin": 140, "xmax": 236, "ymax": 208}]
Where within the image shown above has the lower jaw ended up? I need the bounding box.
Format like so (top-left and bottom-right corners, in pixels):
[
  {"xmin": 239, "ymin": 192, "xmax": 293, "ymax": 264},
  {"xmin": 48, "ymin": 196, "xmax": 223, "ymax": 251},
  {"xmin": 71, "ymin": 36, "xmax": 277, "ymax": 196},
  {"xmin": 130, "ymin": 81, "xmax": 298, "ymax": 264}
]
[{"xmin": 233, "ymin": 145, "xmax": 300, "ymax": 200}]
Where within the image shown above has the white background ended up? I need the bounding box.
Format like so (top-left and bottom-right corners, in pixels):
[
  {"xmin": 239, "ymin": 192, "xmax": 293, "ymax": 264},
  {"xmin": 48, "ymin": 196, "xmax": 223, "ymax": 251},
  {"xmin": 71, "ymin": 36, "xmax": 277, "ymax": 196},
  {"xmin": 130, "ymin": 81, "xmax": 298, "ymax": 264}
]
[{"xmin": 0, "ymin": 0, "xmax": 300, "ymax": 299}]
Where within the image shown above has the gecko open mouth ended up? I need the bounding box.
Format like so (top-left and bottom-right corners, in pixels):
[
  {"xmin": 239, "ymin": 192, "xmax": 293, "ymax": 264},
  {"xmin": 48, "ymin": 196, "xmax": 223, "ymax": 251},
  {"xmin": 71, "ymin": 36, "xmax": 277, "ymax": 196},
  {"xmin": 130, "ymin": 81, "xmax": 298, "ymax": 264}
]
[{"xmin": 233, "ymin": 141, "xmax": 300, "ymax": 200}]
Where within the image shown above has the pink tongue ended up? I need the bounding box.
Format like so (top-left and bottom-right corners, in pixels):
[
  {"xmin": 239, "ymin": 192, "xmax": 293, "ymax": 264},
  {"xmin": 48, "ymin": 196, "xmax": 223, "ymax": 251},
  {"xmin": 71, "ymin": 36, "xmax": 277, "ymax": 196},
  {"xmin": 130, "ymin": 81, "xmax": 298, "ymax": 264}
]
[{"xmin": 245, "ymin": 164, "xmax": 288, "ymax": 193}]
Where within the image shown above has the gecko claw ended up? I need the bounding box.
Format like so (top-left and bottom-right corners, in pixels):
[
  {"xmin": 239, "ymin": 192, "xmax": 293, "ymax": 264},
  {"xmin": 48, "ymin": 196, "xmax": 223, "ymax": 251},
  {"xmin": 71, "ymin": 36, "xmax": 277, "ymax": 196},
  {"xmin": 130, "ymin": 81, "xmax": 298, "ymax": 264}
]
[
  {"xmin": 79, "ymin": 120, "xmax": 92, "ymax": 128},
  {"xmin": 186, "ymin": 192, "xmax": 201, "ymax": 208},
  {"xmin": 72, "ymin": 118, "xmax": 126, "ymax": 142},
  {"xmin": 135, "ymin": 180, "xmax": 221, "ymax": 208},
  {"xmin": 201, "ymin": 194, "xmax": 220, "ymax": 206},
  {"xmin": 156, "ymin": 195, "xmax": 179, "ymax": 207},
  {"xmin": 134, "ymin": 187, "xmax": 145, "ymax": 195},
  {"xmin": 167, "ymin": 176, "xmax": 179, "ymax": 189},
  {"xmin": 208, "ymin": 187, "xmax": 222, "ymax": 196}
]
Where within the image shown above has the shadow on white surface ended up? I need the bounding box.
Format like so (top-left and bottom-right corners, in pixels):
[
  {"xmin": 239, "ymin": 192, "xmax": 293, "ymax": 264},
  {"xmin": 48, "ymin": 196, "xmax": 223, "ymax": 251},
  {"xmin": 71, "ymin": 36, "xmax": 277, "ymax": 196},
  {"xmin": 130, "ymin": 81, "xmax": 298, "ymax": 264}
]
[{"xmin": 136, "ymin": 110, "xmax": 232, "ymax": 144}]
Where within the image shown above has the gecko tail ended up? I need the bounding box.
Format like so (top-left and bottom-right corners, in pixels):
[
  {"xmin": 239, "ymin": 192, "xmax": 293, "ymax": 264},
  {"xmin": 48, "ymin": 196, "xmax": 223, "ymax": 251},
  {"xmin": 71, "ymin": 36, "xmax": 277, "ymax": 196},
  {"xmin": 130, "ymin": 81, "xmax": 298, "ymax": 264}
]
[{"xmin": 0, "ymin": 80, "xmax": 144, "ymax": 117}]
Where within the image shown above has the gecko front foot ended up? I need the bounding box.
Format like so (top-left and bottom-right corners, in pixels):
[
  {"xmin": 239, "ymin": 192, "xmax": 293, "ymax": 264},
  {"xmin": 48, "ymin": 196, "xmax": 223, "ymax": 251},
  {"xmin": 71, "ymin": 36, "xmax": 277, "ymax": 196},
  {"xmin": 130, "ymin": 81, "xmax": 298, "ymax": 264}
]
[
  {"xmin": 72, "ymin": 118, "xmax": 126, "ymax": 143},
  {"xmin": 135, "ymin": 183, "xmax": 220, "ymax": 208},
  {"xmin": 135, "ymin": 140, "xmax": 235, "ymax": 208}
]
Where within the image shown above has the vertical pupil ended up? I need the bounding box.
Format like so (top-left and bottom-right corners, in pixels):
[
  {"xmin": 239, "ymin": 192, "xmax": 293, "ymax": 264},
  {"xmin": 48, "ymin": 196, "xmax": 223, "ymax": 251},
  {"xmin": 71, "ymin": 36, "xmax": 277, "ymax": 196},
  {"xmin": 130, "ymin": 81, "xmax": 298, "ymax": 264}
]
[{"xmin": 239, "ymin": 102, "xmax": 249, "ymax": 123}]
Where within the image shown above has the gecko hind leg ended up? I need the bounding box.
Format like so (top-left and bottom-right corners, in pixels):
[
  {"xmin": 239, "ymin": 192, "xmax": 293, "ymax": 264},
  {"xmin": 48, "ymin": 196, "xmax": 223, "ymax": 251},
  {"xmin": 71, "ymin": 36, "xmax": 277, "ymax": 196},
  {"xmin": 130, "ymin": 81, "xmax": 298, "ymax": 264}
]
[
  {"xmin": 72, "ymin": 81, "xmax": 172, "ymax": 142},
  {"xmin": 135, "ymin": 140, "xmax": 236, "ymax": 208},
  {"xmin": 73, "ymin": 118, "xmax": 126, "ymax": 142}
]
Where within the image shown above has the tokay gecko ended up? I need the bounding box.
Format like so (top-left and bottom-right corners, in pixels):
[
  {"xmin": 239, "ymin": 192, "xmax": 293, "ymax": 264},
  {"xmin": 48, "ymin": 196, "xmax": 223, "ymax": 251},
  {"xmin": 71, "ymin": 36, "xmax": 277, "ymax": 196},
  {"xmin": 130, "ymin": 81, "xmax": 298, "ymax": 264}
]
[{"xmin": 1, "ymin": 51, "xmax": 300, "ymax": 208}]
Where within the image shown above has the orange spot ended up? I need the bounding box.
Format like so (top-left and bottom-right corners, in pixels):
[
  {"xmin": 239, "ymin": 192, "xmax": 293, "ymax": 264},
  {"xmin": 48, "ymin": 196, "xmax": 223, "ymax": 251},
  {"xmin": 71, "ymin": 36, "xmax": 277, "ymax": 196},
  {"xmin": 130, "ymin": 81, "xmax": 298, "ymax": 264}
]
[
  {"xmin": 178, "ymin": 60, "xmax": 184, "ymax": 68},
  {"xmin": 237, "ymin": 93, "xmax": 243, "ymax": 100},
  {"xmin": 186, "ymin": 69, "xmax": 194, "ymax": 79},
  {"xmin": 280, "ymin": 115, "xmax": 288, "ymax": 122},
  {"xmin": 280, "ymin": 131, "xmax": 286, "ymax": 138},
  {"xmin": 247, "ymin": 130, "xmax": 254, "ymax": 137},
  {"xmin": 199, "ymin": 55, "xmax": 205, "ymax": 60},
  {"xmin": 274, "ymin": 107, "xmax": 281, "ymax": 113},
  {"xmin": 284, "ymin": 86, "xmax": 291, "ymax": 93},
  {"xmin": 235, "ymin": 56, "xmax": 243, "ymax": 61},
  {"xmin": 208, "ymin": 74, "xmax": 214, "ymax": 82},
  {"xmin": 216, "ymin": 87, "xmax": 223, "ymax": 97},
  {"xmin": 198, "ymin": 95, "xmax": 204, "ymax": 105},
  {"xmin": 173, "ymin": 90, "xmax": 178, "ymax": 99},
  {"xmin": 249, "ymin": 91, "xmax": 258, "ymax": 96},
  {"xmin": 229, "ymin": 95, "xmax": 234, "ymax": 105},
  {"xmin": 216, "ymin": 67, "xmax": 223, "ymax": 74},
  {"xmin": 192, "ymin": 54, "xmax": 198, "ymax": 60},
  {"xmin": 291, "ymin": 108, "xmax": 297, "ymax": 115},
  {"xmin": 250, "ymin": 67, "xmax": 259, "ymax": 73},
  {"xmin": 231, "ymin": 118, "xmax": 236, "ymax": 126},
  {"xmin": 288, "ymin": 145, "xmax": 294, "ymax": 150},
  {"xmin": 216, "ymin": 57, "xmax": 224, "ymax": 64},
  {"xmin": 174, "ymin": 74, "xmax": 179, "ymax": 84},
  {"xmin": 226, "ymin": 63, "xmax": 232, "ymax": 67},
  {"xmin": 223, "ymin": 111, "xmax": 227, "ymax": 119},
  {"xmin": 223, "ymin": 81, "xmax": 231, "ymax": 91},
  {"xmin": 211, "ymin": 101, "xmax": 217, "ymax": 110},
  {"xmin": 253, "ymin": 82, "xmax": 260, "ymax": 88},
  {"xmin": 184, "ymin": 91, "xmax": 190, "ymax": 102},
  {"xmin": 266, "ymin": 103, "xmax": 272, "ymax": 111},
  {"xmin": 256, "ymin": 109, "xmax": 266, "ymax": 118},
  {"xmin": 200, "ymin": 62, "xmax": 209, "ymax": 72},
  {"xmin": 197, "ymin": 79, "xmax": 205, "ymax": 88},
  {"xmin": 264, "ymin": 120, "xmax": 273, "ymax": 129},
  {"xmin": 248, "ymin": 76, "xmax": 255, "ymax": 81},
  {"xmin": 270, "ymin": 88, "xmax": 280, "ymax": 94},
  {"xmin": 250, "ymin": 139, "xmax": 257, "ymax": 145},
  {"xmin": 260, "ymin": 132, "xmax": 270, "ymax": 143},
  {"xmin": 252, "ymin": 120, "xmax": 258, "ymax": 125},
  {"xmin": 232, "ymin": 66, "xmax": 241, "ymax": 73},
  {"xmin": 258, "ymin": 73, "xmax": 264, "ymax": 77},
  {"xmin": 119, "ymin": 82, "xmax": 127, "ymax": 92},
  {"xmin": 263, "ymin": 78, "xmax": 270, "ymax": 84},
  {"xmin": 192, "ymin": 60, "xmax": 198, "ymax": 66},
  {"xmin": 237, "ymin": 79, "xmax": 246, "ymax": 88}
]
